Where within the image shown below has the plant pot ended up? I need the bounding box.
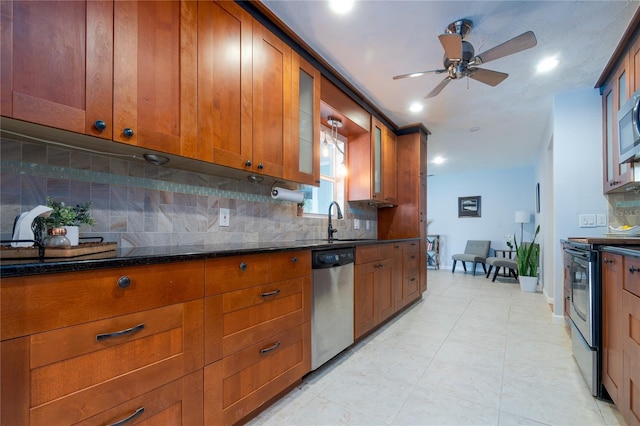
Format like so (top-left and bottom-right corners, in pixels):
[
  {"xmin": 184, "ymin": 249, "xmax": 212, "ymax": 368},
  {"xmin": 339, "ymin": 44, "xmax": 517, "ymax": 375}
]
[
  {"xmin": 297, "ymin": 205, "xmax": 304, "ymax": 217},
  {"xmin": 519, "ymin": 275, "xmax": 538, "ymax": 292},
  {"xmin": 63, "ymin": 226, "xmax": 79, "ymax": 246}
]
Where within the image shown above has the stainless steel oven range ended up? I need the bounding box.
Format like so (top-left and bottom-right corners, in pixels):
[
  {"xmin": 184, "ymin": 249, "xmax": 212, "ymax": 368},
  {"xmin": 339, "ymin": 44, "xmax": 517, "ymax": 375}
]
[{"xmin": 562, "ymin": 240, "xmax": 604, "ymax": 398}]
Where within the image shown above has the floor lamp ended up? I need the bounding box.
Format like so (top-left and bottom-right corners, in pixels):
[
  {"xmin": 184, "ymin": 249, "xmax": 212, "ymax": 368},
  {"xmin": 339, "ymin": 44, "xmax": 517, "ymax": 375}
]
[{"xmin": 515, "ymin": 211, "xmax": 530, "ymax": 243}]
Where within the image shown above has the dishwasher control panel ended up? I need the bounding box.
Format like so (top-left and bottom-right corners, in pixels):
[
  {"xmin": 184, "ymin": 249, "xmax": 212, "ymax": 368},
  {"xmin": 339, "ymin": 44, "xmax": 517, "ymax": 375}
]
[{"xmin": 312, "ymin": 248, "xmax": 355, "ymax": 268}]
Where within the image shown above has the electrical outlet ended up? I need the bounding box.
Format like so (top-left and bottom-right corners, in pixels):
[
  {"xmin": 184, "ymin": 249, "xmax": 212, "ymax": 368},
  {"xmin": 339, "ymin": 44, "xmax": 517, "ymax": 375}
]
[
  {"xmin": 366, "ymin": 220, "xmax": 370, "ymax": 230},
  {"xmin": 219, "ymin": 208, "xmax": 230, "ymax": 227},
  {"xmin": 579, "ymin": 214, "xmax": 596, "ymax": 228},
  {"xmin": 597, "ymin": 214, "xmax": 607, "ymax": 227},
  {"xmin": 354, "ymin": 219, "xmax": 360, "ymax": 230}
]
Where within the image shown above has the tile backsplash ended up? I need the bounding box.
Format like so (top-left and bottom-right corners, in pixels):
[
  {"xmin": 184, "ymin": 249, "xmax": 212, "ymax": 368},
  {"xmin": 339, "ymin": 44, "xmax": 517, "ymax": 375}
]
[
  {"xmin": 0, "ymin": 138, "xmax": 377, "ymax": 247},
  {"xmin": 608, "ymin": 191, "xmax": 640, "ymax": 228}
]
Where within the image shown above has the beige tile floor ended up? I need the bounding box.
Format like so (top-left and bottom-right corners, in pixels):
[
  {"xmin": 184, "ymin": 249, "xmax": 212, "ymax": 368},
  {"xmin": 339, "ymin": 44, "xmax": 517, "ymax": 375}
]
[{"xmin": 248, "ymin": 269, "xmax": 626, "ymax": 425}]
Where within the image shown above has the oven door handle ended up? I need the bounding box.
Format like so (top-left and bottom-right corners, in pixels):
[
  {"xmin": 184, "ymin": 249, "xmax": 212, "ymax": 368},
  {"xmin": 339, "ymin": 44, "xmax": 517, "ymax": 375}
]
[{"xmin": 564, "ymin": 248, "xmax": 590, "ymax": 259}]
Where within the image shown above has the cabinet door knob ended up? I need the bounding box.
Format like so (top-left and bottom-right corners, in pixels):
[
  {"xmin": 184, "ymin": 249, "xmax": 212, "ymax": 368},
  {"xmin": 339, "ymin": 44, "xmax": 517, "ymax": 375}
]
[
  {"xmin": 117, "ymin": 276, "xmax": 131, "ymax": 288},
  {"xmin": 94, "ymin": 120, "xmax": 107, "ymax": 131},
  {"xmin": 291, "ymin": 256, "xmax": 298, "ymax": 263},
  {"xmin": 257, "ymin": 163, "xmax": 264, "ymax": 170},
  {"xmin": 245, "ymin": 160, "xmax": 252, "ymax": 167},
  {"xmin": 123, "ymin": 128, "xmax": 134, "ymax": 138},
  {"xmin": 239, "ymin": 262, "xmax": 248, "ymax": 271}
]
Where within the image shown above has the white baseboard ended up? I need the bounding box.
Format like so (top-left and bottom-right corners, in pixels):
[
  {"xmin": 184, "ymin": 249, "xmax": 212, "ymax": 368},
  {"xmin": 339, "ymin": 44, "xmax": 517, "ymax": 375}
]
[{"xmin": 552, "ymin": 313, "xmax": 566, "ymax": 325}]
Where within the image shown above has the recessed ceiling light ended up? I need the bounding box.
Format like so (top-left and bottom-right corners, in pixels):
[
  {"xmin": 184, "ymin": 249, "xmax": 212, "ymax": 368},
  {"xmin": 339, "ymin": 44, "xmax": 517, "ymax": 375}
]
[
  {"xmin": 329, "ymin": 0, "xmax": 354, "ymax": 14},
  {"xmin": 409, "ymin": 102, "xmax": 423, "ymax": 113},
  {"xmin": 470, "ymin": 126, "xmax": 480, "ymax": 132},
  {"xmin": 432, "ymin": 156, "xmax": 445, "ymax": 164},
  {"xmin": 537, "ymin": 57, "xmax": 559, "ymax": 73}
]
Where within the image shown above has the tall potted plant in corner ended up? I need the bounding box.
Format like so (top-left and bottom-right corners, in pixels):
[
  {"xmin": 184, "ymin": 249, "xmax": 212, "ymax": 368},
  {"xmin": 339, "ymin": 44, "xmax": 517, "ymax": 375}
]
[
  {"xmin": 45, "ymin": 197, "xmax": 95, "ymax": 246},
  {"xmin": 514, "ymin": 224, "xmax": 541, "ymax": 292}
]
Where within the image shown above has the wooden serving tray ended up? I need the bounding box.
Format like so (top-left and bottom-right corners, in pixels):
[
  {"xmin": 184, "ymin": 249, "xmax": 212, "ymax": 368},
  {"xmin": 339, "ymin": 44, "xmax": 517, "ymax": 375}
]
[{"xmin": 0, "ymin": 242, "xmax": 117, "ymax": 259}]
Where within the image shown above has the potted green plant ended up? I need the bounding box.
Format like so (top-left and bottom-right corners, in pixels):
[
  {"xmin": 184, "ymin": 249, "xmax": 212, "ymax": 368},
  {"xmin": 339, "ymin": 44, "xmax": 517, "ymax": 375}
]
[
  {"xmin": 514, "ymin": 224, "xmax": 541, "ymax": 292},
  {"xmin": 297, "ymin": 199, "xmax": 305, "ymax": 217},
  {"xmin": 45, "ymin": 197, "xmax": 96, "ymax": 245}
]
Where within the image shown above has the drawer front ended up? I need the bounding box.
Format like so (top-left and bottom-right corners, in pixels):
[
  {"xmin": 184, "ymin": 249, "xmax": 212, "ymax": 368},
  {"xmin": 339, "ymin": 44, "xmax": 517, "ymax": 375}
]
[
  {"xmin": 625, "ymin": 256, "xmax": 640, "ymax": 298},
  {"xmin": 74, "ymin": 370, "xmax": 203, "ymax": 426},
  {"xmin": 269, "ymin": 250, "xmax": 311, "ymax": 282},
  {"xmin": 356, "ymin": 245, "xmax": 379, "ymax": 264},
  {"xmin": 404, "ymin": 250, "xmax": 419, "ymax": 277},
  {"xmin": 1, "ymin": 261, "xmax": 204, "ymax": 340},
  {"xmin": 404, "ymin": 275, "xmax": 420, "ymax": 303},
  {"xmin": 24, "ymin": 301, "xmax": 203, "ymax": 425},
  {"xmin": 623, "ymin": 290, "xmax": 640, "ymax": 362},
  {"xmin": 204, "ymin": 322, "xmax": 310, "ymax": 425},
  {"xmin": 222, "ymin": 276, "xmax": 310, "ymax": 356},
  {"xmin": 205, "ymin": 254, "xmax": 270, "ymax": 295},
  {"xmin": 378, "ymin": 243, "xmax": 394, "ymax": 260}
]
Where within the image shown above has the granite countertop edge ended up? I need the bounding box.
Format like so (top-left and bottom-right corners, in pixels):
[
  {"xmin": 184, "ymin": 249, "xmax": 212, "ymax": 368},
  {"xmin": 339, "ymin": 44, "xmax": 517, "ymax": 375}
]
[{"xmin": 0, "ymin": 238, "xmax": 420, "ymax": 278}]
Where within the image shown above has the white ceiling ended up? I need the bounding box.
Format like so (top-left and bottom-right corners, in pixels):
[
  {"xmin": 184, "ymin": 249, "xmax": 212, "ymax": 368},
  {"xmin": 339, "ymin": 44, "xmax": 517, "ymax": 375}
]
[{"xmin": 262, "ymin": 0, "xmax": 639, "ymax": 175}]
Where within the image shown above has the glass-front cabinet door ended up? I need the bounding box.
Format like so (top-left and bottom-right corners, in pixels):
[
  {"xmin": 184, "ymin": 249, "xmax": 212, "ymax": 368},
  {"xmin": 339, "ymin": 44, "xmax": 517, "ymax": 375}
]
[
  {"xmin": 286, "ymin": 52, "xmax": 320, "ymax": 186},
  {"xmin": 371, "ymin": 116, "xmax": 383, "ymax": 201}
]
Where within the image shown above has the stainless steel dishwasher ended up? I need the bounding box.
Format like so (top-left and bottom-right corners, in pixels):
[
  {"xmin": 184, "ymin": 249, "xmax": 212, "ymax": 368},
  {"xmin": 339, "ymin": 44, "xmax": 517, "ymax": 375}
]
[{"xmin": 311, "ymin": 246, "xmax": 355, "ymax": 370}]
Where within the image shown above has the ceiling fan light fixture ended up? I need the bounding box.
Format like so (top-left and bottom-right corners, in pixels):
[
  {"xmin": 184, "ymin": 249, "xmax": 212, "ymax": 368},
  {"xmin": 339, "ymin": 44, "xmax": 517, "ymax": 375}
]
[
  {"xmin": 537, "ymin": 57, "xmax": 559, "ymax": 73},
  {"xmin": 409, "ymin": 102, "xmax": 423, "ymax": 113}
]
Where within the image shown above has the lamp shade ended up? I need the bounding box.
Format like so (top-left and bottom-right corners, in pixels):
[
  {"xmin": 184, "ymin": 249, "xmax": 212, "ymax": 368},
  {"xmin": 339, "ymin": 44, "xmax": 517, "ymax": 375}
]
[{"xmin": 515, "ymin": 210, "xmax": 530, "ymax": 224}]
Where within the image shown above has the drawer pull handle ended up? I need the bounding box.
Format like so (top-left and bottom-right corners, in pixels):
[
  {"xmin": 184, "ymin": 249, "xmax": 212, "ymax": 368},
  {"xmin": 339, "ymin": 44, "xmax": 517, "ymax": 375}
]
[
  {"xmin": 291, "ymin": 256, "xmax": 298, "ymax": 263},
  {"xmin": 410, "ymin": 255, "xmax": 416, "ymax": 259},
  {"xmin": 261, "ymin": 289, "xmax": 280, "ymax": 298},
  {"xmin": 117, "ymin": 276, "xmax": 131, "ymax": 289},
  {"xmin": 239, "ymin": 262, "xmax": 248, "ymax": 271},
  {"xmin": 630, "ymin": 266, "xmax": 640, "ymax": 274},
  {"xmin": 260, "ymin": 341, "xmax": 281, "ymax": 355},
  {"xmin": 410, "ymin": 277, "xmax": 416, "ymax": 281},
  {"xmin": 107, "ymin": 407, "xmax": 145, "ymax": 426},
  {"xmin": 603, "ymin": 258, "xmax": 613, "ymax": 264},
  {"xmin": 96, "ymin": 323, "xmax": 145, "ymax": 342}
]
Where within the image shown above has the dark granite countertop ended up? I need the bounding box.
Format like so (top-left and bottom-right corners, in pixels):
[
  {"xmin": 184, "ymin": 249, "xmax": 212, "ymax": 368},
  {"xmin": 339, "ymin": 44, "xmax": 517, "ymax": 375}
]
[
  {"xmin": 600, "ymin": 245, "xmax": 640, "ymax": 257},
  {"xmin": 567, "ymin": 236, "xmax": 640, "ymax": 245},
  {"xmin": 0, "ymin": 238, "xmax": 418, "ymax": 278}
]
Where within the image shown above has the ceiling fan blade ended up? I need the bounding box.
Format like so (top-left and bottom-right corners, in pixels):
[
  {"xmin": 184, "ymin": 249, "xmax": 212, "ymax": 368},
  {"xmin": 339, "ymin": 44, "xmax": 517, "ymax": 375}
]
[
  {"xmin": 425, "ymin": 77, "xmax": 451, "ymax": 99},
  {"xmin": 468, "ymin": 68, "xmax": 509, "ymax": 86},
  {"xmin": 438, "ymin": 33, "xmax": 462, "ymax": 60},
  {"xmin": 473, "ymin": 31, "xmax": 537, "ymax": 65},
  {"xmin": 392, "ymin": 69, "xmax": 446, "ymax": 80}
]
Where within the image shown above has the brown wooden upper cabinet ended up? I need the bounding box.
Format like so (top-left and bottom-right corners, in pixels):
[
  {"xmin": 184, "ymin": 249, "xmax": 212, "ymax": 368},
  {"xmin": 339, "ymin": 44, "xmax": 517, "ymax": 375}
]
[
  {"xmin": 0, "ymin": 0, "xmax": 114, "ymax": 139},
  {"xmin": 113, "ymin": 1, "xmax": 197, "ymax": 157},
  {"xmin": 197, "ymin": 1, "xmax": 253, "ymax": 170},
  {"xmin": 348, "ymin": 116, "xmax": 397, "ymax": 205},
  {"xmin": 1, "ymin": 0, "xmax": 198, "ymax": 158},
  {"xmin": 285, "ymin": 52, "xmax": 321, "ymax": 186}
]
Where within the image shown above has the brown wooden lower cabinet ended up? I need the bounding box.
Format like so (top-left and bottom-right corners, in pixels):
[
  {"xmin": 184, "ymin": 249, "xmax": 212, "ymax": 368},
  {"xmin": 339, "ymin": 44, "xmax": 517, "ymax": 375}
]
[
  {"xmin": 623, "ymin": 289, "xmax": 640, "ymax": 425},
  {"xmin": 204, "ymin": 322, "xmax": 310, "ymax": 425},
  {"xmin": 602, "ymin": 250, "xmax": 640, "ymax": 425},
  {"xmin": 355, "ymin": 243, "xmax": 404, "ymax": 340},
  {"xmin": 602, "ymin": 252, "xmax": 624, "ymax": 404}
]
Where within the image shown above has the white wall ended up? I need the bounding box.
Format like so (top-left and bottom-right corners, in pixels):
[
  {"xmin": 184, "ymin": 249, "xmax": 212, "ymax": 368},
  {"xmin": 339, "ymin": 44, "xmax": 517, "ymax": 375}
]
[
  {"xmin": 427, "ymin": 166, "xmax": 536, "ymax": 273},
  {"xmin": 551, "ymin": 87, "xmax": 608, "ymax": 318}
]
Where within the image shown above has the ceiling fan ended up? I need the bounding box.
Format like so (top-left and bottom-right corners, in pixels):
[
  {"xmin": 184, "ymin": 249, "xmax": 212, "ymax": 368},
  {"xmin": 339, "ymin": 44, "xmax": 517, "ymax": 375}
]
[{"xmin": 393, "ymin": 19, "xmax": 537, "ymax": 98}]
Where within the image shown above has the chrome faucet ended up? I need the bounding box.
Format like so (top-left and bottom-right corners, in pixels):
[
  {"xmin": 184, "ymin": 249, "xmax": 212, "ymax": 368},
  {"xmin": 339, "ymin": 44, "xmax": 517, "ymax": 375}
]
[{"xmin": 327, "ymin": 201, "xmax": 343, "ymax": 242}]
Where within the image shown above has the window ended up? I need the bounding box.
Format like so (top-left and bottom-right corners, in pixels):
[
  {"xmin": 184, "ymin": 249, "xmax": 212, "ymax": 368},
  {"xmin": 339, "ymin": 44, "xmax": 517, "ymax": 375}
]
[{"xmin": 300, "ymin": 127, "xmax": 346, "ymax": 216}]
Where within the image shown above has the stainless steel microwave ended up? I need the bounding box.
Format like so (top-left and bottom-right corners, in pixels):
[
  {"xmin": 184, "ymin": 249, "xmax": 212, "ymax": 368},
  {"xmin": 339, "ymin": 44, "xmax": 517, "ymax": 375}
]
[{"xmin": 618, "ymin": 89, "xmax": 640, "ymax": 163}]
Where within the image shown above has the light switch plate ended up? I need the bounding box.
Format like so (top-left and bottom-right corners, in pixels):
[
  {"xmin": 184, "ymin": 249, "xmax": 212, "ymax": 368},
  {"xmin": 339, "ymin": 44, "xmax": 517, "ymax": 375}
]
[
  {"xmin": 219, "ymin": 208, "xmax": 230, "ymax": 227},
  {"xmin": 579, "ymin": 214, "xmax": 596, "ymax": 228},
  {"xmin": 354, "ymin": 219, "xmax": 360, "ymax": 230}
]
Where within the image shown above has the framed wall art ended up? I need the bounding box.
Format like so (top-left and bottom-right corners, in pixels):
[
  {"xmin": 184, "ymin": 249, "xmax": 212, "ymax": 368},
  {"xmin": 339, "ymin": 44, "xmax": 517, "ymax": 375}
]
[{"xmin": 458, "ymin": 196, "xmax": 481, "ymax": 218}]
